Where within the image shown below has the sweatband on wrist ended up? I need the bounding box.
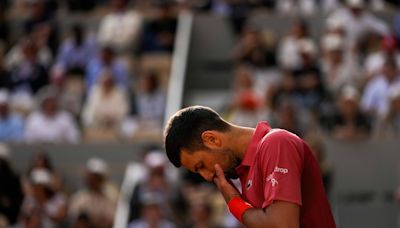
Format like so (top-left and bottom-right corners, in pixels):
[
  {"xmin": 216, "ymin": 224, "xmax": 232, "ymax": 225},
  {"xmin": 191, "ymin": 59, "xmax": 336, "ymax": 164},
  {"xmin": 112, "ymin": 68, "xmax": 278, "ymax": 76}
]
[{"xmin": 227, "ymin": 197, "xmax": 253, "ymax": 223}]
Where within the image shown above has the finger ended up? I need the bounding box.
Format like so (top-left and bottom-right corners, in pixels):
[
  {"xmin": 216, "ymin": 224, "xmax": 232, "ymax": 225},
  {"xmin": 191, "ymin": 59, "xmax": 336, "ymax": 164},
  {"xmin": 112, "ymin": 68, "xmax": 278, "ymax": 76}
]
[{"xmin": 214, "ymin": 164, "xmax": 228, "ymax": 184}]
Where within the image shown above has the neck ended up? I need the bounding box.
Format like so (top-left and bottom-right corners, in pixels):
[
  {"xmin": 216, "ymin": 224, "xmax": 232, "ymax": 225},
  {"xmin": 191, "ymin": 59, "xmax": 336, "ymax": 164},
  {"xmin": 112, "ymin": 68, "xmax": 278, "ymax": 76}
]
[{"xmin": 228, "ymin": 125, "xmax": 255, "ymax": 160}]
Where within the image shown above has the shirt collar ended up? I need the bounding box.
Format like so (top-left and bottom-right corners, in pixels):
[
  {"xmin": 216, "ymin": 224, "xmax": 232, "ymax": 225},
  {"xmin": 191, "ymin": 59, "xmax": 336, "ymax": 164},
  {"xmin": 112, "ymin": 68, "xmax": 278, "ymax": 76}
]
[{"xmin": 235, "ymin": 122, "xmax": 272, "ymax": 175}]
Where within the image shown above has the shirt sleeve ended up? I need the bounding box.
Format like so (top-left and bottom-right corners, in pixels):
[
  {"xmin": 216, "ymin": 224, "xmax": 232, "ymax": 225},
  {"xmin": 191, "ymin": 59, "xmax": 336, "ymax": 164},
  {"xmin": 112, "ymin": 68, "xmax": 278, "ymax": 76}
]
[{"xmin": 258, "ymin": 129, "xmax": 304, "ymax": 208}]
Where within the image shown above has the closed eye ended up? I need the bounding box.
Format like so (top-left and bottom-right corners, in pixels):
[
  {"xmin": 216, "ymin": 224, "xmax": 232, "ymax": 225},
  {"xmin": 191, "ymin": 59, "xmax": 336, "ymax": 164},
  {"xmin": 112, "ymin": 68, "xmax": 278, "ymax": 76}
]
[{"xmin": 194, "ymin": 162, "xmax": 203, "ymax": 173}]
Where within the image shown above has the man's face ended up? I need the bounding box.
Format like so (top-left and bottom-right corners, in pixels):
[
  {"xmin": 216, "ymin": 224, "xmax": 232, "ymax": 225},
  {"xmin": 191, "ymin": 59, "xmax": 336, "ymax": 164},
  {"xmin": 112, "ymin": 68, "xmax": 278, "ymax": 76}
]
[{"xmin": 180, "ymin": 147, "xmax": 239, "ymax": 182}]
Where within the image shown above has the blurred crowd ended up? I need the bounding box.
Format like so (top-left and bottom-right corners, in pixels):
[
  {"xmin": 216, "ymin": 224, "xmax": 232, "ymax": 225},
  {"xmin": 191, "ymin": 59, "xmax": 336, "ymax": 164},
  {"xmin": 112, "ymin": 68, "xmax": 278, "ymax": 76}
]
[
  {"xmin": 1, "ymin": 0, "xmax": 400, "ymax": 227},
  {"xmin": 225, "ymin": 0, "xmax": 400, "ymax": 141}
]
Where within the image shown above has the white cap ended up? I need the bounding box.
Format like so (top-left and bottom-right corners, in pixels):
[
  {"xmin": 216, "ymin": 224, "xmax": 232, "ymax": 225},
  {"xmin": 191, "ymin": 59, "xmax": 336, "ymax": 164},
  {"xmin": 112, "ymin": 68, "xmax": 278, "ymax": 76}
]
[
  {"xmin": 0, "ymin": 89, "xmax": 9, "ymax": 104},
  {"xmin": 299, "ymin": 39, "xmax": 317, "ymax": 57},
  {"xmin": 323, "ymin": 34, "xmax": 344, "ymax": 51},
  {"xmin": 86, "ymin": 157, "xmax": 108, "ymax": 175},
  {"xmin": 0, "ymin": 143, "xmax": 10, "ymax": 160},
  {"xmin": 326, "ymin": 17, "xmax": 344, "ymax": 31},
  {"xmin": 341, "ymin": 86, "xmax": 360, "ymax": 101},
  {"xmin": 144, "ymin": 150, "xmax": 166, "ymax": 168},
  {"xmin": 30, "ymin": 168, "xmax": 52, "ymax": 186},
  {"xmin": 347, "ymin": 0, "xmax": 364, "ymax": 8},
  {"xmin": 389, "ymin": 84, "xmax": 400, "ymax": 100}
]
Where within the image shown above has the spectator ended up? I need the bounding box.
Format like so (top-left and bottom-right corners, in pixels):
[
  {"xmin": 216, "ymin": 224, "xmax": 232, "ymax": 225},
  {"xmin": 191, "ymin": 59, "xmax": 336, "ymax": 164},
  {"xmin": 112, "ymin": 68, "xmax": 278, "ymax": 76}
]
[
  {"xmin": 364, "ymin": 35, "xmax": 400, "ymax": 80},
  {"xmin": 54, "ymin": 24, "xmax": 97, "ymax": 76},
  {"xmin": 373, "ymin": 84, "xmax": 400, "ymax": 139},
  {"xmin": 128, "ymin": 192, "xmax": 176, "ymax": 228},
  {"xmin": 322, "ymin": 86, "xmax": 371, "ymax": 140},
  {"xmin": 291, "ymin": 39, "xmax": 325, "ymax": 110},
  {"xmin": 68, "ymin": 158, "xmax": 116, "ymax": 228},
  {"xmin": 85, "ymin": 46, "xmax": 129, "ymax": 92},
  {"xmin": 7, "ymin": 38, "xmax": 49, "ymax": 95},
  {"xmin": 23, "ymin": 0, "xmax": 59, "ymax": 55},
  {"xmin": 82, "ymin": 69, "xmax": 129, "ymax": 132},
  {"xmin": 135, "ymin": 71, "xmax": 165, "ymax": 127},
  {"xmin": 129, "ymin": 151, "xmax": 186, "ymax": 225},
  {"xmin": 226, "ymin": 66, "xmax": 264, "ymax": 127},
  {"xmin": 139, "ymin": 2, "xmax": 177, "ymax": 54},
  {"xmin": 327, "ymin": 0, "xmax": 390, "ymax": 52},
  {"xmin": 233, "ymin": 27, "xmax": 275, "ymax": 68},
  {"xmin": 184, "ymin": 203, "xmax": 217, "ymax": 228},
  {"xmin": 20, "ymin": 168, "xmax": 67, "ymax": 228},
  {"xmin": 361, "ymin": 57, "xmax": 400, "ymax": 119},
  {"xmin": 0, "ymin": 144, "xmax": 23, "ymax": 227},
  {"xmin": 277, "ymin": 19, "xmax": 310, "ymax": 70},
  {"xmin": 5, "ymin": 36, "xmax": 52, "ymax": 70},
  {"xmin": 24, "ymin": 87, "xmax": 80, "ymax": 143},
  {"xmin": 321, "ymin": 34, "xmax": 360, "ymax": 95},
  {"xmin": 0, "ymin": 46, "xmax": 11, "ymax": 90},
  {"xmin": 97, "ymin": 0, "xmax": 143, "ymax": 53},
  {"xmin": 0, "ymin": 89, "xmax": 24, "ymax": 142}
]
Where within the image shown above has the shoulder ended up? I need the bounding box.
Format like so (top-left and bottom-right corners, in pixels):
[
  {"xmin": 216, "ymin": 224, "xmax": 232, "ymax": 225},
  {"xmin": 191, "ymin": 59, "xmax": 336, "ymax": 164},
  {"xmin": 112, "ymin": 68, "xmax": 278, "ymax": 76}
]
[{"xmin": 261, "ymin": 129, "xmax": 301, "ymax": 145}]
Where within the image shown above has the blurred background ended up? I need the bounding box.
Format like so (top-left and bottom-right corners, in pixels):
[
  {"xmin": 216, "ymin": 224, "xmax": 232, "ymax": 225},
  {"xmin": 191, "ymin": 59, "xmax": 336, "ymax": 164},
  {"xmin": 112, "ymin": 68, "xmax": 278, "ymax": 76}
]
[{"xmin": 1, "ymin": 0, "xmax": 400, "ymax": 227}]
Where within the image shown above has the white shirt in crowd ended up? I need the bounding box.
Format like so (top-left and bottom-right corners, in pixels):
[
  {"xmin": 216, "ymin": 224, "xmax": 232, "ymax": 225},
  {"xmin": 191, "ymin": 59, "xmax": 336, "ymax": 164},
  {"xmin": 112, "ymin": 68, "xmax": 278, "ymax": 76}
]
[
  {"xmin": 364, "ymin": 52, "xmax": 400, "ymax": 77},
  {"xmin": 97, "ymin": 10, "xmax": 142, "ymax": 51},
  {"xmin": 277, "ymin": 36, "xmax": 303, "ymax": 70},
  {"xmin": 136, "ymin": 90, "xmax": 166, "ymax": 125},
  {"xmin": 82, "ymin": 85, "xmax": 129, "ymax": 128},
  {"xmin": 24, "ymin": 110, "xmax": 80, "ymax": 143},
  {"xmin": 361, "ymin": 75, "xmax": 400, "ymax": 117},
  {"xmin": 328, "ymin": 7, "xmax": 389, "ymax": 50}
]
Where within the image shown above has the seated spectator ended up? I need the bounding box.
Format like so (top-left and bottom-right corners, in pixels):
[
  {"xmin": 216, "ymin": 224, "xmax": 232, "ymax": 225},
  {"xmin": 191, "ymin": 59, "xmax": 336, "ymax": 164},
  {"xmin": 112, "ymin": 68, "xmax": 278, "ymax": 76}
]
[
  {"xmin": 364, "ymin": 35, "xmax": 400, "ymax": 80},
  {"xmin": 129, "ymin": 151, "xmax": 186, "ymax": 225},
  {"xmin": 20, "ymin": 168, "xmax": 67, "ymax": 228},
  {"xmin": 291, "ymin": 39, "xmax": 325, "ymax": 110},
  {"xmin": 321, "ymin": 34, "xmax": 360, "ymax": 95},
  {"xmin": 322, "ymin": 86, "xmax": 371, "ymax": 140},
  {"xmin": 54, "ymin": 24, "xmax": 97, "ymax": 77},
  {"xmin": 5, "ymin": 36, "xmax": 52, "ymax": 70},
  {"xmin": 0, "ymin": 46, "xmax": 11, "ymax": 90},
  {"xmin": 327, "ymin": 0, "xmax": 390, "ymax": 52},
  {"xmin": 184, "ymin": 203, "xmax": 217, "ymax": 228},
  {"xmin": 139, "ymin": 2, "xmax": 177, "ymax": 54},
  {"xmin": 361, "ymin": 57, "xmax": 400, "ymax": 119},
  {"xmin": 85, "ymin": 46, "xmax": 129, "ymax": 92},
  {"xmin": 97, "ymin": 0, "xmax": 143, "ymax": 53},
  {"xmin": 134, "ymin": 71, "xmax": 166, "ymax": 127},
  {"xmin": 373, "ymin": 84, "xmax": 400, "ymax": 139},
  {"xmin": 8, "ymin": 39, "xmax": 49, "ymax": 95},
  {"xmin": 82, "ymin": 69, "xmax": 129, "ymax": 133},
  {"xmin": 24, "ymin": 87, "xmax": 80, "ymax": 143},
  {"xmin": 277, "ymin": 19, "xmax": 310, "ymax": 70},
  {"xmin": 0, "ymin": 89, "xmax": 24, "ymax": 142},
  {"xmin": 233, "ymin": 27, "xmax": 275, "ymax": 68},
  {"xmin": 68, "ymin": 158, "xmax": 116, "ymax": 228},
  {"xmin": 128, "ymin": 192, "xmax": 176, "ymax": 228},
  {"xmin": 23, "ymin": 0, "xmax": 59, "ymax": 55},
  {"xmin": 0, "ymin": 144, "xmax": 23, "ymax": 227},
  {"xmin": 226, "ymin": 66, "xmax": 265, "ymax": 127}
]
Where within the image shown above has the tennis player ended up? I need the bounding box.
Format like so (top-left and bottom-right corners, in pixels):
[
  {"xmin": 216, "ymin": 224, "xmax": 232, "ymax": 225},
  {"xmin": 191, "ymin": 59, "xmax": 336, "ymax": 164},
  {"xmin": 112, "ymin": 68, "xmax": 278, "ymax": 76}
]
[{"xmin": 164, "ymin": 106, "xmax": 336, "ymax": 227}]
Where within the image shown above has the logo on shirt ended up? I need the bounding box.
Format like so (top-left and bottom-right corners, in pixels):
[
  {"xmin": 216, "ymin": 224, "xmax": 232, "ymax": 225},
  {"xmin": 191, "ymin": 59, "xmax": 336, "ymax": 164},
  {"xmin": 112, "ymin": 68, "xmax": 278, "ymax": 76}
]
[
  {"xmin": 266, "ymin": 166, "xmax": 289, "ymax": 187},
  {"xmin": 246, "ymin": 180, "xmax": 252, "ymax": 189}
]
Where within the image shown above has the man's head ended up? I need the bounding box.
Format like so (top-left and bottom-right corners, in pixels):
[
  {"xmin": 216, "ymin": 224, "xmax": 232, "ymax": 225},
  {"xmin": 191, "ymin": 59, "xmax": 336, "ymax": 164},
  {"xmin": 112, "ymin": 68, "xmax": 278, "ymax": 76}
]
[{"xmin": 164, "ymin": 106, "xmax": 240, "ymax": 182}]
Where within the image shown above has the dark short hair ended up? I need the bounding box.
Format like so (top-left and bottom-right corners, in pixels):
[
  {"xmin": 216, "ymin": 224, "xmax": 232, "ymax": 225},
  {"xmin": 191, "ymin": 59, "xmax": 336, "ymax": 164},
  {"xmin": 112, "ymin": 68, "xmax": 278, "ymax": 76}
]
[{"xmin": 164, "ymin": 106, "xmax": 230, "ymax": 167}]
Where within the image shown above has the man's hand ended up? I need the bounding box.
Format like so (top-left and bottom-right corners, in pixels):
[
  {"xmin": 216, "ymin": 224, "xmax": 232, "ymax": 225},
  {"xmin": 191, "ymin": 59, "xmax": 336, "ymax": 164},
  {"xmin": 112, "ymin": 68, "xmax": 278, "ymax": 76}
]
[{"xmin": 213, "ymin": 164, "xmax": 241, "ymax": 203}]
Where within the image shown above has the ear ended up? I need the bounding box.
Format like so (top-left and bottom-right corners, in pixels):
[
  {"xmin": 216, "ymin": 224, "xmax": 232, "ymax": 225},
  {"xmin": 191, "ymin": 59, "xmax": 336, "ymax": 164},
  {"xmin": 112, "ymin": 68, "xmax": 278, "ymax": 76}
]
[{"xmin": 201, "ymin": 130, "xmax": 222, "ymax": 149}]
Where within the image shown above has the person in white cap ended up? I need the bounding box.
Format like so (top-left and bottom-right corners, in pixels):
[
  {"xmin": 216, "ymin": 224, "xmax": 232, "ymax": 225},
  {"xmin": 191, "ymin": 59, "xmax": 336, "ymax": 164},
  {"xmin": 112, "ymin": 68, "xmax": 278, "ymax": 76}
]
[
  {"xmin": 0, "ymin": 144, "xmax": 23, "ymax": 227},
  {"xmin": 321, "ymin": 34, "xmax": 361, "ymax": 95},
  {"xmin": 68, "ymin": 157, "xmax": 116, "ymax": 228},
  {"xmin": 327, "ymin": 0, "xmax": 390, "ymax": 53},
  {"xmin": 20, "ymin": 168, "xmax": 67, "ymax": 228},
  {"xmin": 0, "ymin": 89, "xmax": 24, "ymax": 142}
]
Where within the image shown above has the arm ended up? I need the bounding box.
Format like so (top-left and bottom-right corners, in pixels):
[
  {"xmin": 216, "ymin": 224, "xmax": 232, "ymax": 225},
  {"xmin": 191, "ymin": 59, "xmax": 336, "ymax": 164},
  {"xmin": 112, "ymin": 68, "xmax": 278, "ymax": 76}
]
[{"xmin": 214, "ymin": 164, "xmax": 299, "ymax": 228}]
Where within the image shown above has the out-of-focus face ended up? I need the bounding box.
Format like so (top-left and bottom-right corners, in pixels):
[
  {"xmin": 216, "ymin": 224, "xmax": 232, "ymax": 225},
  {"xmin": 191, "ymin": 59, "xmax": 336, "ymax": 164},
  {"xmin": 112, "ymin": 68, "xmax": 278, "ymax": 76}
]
[
  {"xmin": 112, "ymin": 0, "xmax": 126, "ymax": 11},
  {"xmin": 392, "ymin": 98, "xmax": 400, "ymax": 114},
  {"xmin": 292, "ymin": 24, "xmax": 306, "ymax": 39},
  {"xmin": 85, "ymin": 172, "xmax": 104, "ymax": 192},
  {"xmin": 0, "ymin": 103, "xmax": 8, "ymax": 117},
  {"xmin": 180, "ymin": 147, "xmax": 239, "ymax": 182},
  {"xmin": 327, "ymin": 49, "xmax": 343, "ymax": 64},
  {"xmin": 340, "ymin": 99, "xmax": 358, "ymax": 117},
  {"xmin": 42, "ymin": 97, "xmax": 58, "ymax": 117}
]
